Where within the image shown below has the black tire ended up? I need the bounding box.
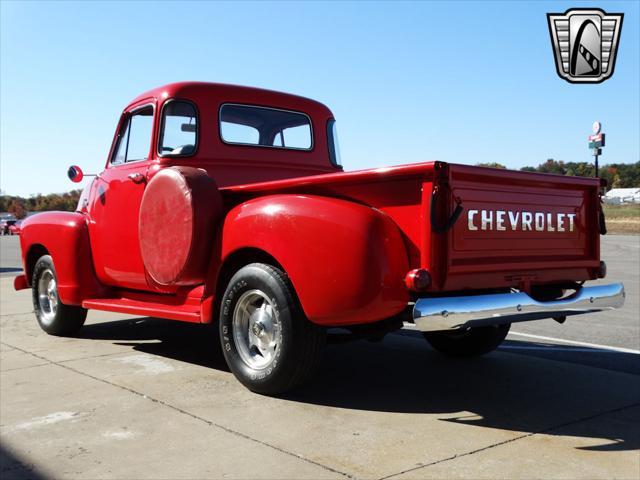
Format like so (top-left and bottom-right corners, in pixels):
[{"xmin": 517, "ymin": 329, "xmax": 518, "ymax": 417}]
[
  {"xmin": 32, "ymin": 255, "xmax": 87, "ymax": 336},
  {"xmin": 423, "ymin": 324, "xmax": 510, "ymax": 357},
  {"xmin": 219, "ymin": 263, "xmax": 325, "ymax": 395}
]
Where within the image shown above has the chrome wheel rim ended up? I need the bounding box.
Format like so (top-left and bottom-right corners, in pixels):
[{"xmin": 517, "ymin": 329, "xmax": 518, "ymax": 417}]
[
  {"xmin": 37, "ymin": 269, "xmax": 58, "ymax": 326},
  {"xmin": 232, "ymin": 289, "xmax": 280, "ymax": 370}
]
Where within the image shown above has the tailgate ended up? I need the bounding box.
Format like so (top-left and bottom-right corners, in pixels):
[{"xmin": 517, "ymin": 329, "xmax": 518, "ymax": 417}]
[{"xmin": 430, "ymin": 164, "xmax": 602, "ymax": 291}]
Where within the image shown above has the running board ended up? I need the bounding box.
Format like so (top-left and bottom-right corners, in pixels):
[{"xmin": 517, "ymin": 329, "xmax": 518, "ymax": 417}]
[{"xmin": 83, "ymin": 293, "xmax": 203, "ymax": 323}]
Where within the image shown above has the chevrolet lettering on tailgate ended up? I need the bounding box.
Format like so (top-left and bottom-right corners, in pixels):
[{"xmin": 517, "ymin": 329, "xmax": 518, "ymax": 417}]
[{"xmin": 467, "ymin": 209, "xmax": 577, "ymax": 232}]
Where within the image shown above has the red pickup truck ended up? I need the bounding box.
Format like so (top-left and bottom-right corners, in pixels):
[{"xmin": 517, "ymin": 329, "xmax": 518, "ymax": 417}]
[{"xmin": 15, "ymin": 82, "xmax": 624, "ymax": 394}]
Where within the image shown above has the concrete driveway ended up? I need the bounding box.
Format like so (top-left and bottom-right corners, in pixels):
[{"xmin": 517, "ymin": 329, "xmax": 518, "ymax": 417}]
[{"xmin": 1, "ymin": 236, "xmax": 639, "ymax": 479}]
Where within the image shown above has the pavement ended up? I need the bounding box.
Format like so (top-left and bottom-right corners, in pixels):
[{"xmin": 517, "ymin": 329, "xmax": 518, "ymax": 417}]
[
  {"xmin": 0, "ymin": 236, "xmax": 21, "ymax": 278},
  {"xmin": 0, "ymin": 235, "xmax": 639, "ymax": 479}
]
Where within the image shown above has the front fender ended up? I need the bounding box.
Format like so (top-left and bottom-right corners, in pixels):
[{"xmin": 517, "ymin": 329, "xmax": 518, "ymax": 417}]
[
  {"xmin": 19, "ymin": 212, "xmax": 104, "ymax": 305},
  {"xmin": 221, "ymin": 195, "xmax": 410, "ymax": 326}
]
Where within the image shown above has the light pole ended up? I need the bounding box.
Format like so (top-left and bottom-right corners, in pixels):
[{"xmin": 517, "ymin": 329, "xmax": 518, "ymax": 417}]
[
  {"xmin": 589, "ymin": 121, "xmax": 605, "ymax": 178},
  {"xmin": 590, "ymin": 121, "xmax": 608, "ymax": 235}
]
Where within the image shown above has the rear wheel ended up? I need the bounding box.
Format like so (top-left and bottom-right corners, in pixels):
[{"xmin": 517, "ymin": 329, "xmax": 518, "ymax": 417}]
[
  {"xmin": 32, "ymin": 255, "xmax": 87, "ymax": 336},
  {"xmin": 219, "ymin": 263, "xmax": 325, "ymax": 395},
  {"xmin": 423, "ymin": 324, "xmax": 510, "ymax": 357}
]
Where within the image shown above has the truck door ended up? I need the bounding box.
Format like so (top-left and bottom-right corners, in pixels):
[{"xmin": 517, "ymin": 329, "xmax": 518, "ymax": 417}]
[{"xmin": 88, "ymin": 102, "xmax": 155, "ymax": 291}]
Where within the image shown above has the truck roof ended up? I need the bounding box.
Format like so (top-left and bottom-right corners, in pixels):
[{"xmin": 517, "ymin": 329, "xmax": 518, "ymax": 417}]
[
  {"xmin": 121, "ymin": 82, "xmax": 340, "ymax": 186},
  {"xmin": 129, "ymin": 82, "xmax": 334, "ymax": 119}
]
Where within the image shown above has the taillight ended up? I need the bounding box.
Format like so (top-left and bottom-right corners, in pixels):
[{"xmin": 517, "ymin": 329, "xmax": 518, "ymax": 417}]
[{"xmin": 405, "ymin": 269, "xmax": 431, "ymax": 291}]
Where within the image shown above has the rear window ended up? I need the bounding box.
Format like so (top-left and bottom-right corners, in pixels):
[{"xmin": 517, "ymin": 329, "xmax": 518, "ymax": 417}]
[{"xmin": 219, "ymin": 104, "xmax": 312, "ymax": 150}]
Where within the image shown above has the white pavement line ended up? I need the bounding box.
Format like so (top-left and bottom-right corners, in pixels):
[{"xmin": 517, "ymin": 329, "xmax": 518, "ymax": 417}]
[
  {"xmin": 508, "ymin": 331, "xmax": 640, "ymax": 355},
  {"xmin": 501, "ymin": 345, "xmax": 626, "ymax": 353},
  {"xmin": 404, "ymin": 323, "xmax": 640, "ymax": 354}
]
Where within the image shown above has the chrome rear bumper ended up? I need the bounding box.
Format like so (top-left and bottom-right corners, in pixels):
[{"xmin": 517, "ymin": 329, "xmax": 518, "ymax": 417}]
[{"xmin": 413, "ymin": 283, "xmax": 625, "ymax": 332}]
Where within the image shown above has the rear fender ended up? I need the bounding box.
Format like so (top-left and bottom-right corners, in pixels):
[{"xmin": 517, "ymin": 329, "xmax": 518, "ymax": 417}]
[
  {"xmin": 217, "ymin": 194, "xmax": 410, "ymax": 326},
  {"xmin": 19, "ymin": 212, "xmax": 104, "ymax": 305}
]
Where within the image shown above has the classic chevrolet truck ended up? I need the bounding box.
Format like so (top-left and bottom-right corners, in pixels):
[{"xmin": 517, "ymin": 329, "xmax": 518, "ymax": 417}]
[{"xmin": 15, "ymin": 82, "xmax": 624, "ymax": 394}]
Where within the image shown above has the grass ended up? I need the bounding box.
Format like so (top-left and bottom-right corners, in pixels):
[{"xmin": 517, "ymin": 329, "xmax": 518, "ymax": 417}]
[
  {"xmin": 603, "ymin": 203, "xmax": 640, "ymax": 218},
  {"xmin": 603, "ymin": 204, "xmax": 640, "ymax": 234}
]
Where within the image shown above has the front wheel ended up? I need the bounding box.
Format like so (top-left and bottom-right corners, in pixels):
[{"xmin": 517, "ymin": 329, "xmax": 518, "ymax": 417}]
[
  {"xmin": 32, "ymin": 255, "xmax": 87, "ymax": 336},
  {"xmin": 423, "ymin": 324, "xmax": 510, "ymax": 357},
  {"xmin": 219, "ymin": 263, "xmax": 325, "ymax": 395}
]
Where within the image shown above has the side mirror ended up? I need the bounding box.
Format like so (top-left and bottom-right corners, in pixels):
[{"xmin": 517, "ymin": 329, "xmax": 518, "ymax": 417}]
[{"xmin": 67, "ymin": 165, "xmax": 84, "ymax": 183}]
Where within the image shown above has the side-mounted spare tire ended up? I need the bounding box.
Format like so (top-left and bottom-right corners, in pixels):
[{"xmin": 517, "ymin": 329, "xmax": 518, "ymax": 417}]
[{"xmin": 139, "ymin": 166, "xmax": 222, "ymax": 286}]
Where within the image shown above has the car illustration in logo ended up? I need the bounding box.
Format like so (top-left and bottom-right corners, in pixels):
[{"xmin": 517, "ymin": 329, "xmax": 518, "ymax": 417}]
[{"xmin": 547, "ymin": 8, "xmax": 623, "ymax": 83}]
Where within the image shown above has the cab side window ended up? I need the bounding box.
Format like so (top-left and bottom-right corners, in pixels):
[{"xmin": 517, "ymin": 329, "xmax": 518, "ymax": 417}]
[
  {"xmin": 111, "ymin": 106, "xmax": 154, "ymax": 164},
  {"xmin": 159, "ymin": 101, "xmax": 198, "ymax": 156}
]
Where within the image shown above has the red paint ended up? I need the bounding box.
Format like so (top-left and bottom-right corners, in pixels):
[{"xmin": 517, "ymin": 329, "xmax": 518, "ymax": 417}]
[
  {"xmin": 16, "ymin": 83, "xmax": 603, "ymax": 327},
  {"xmin": 82, "ymin": 292, "xmax": 201, "ymax": 323},
  {"xmin": 437, "ymin": 164, "xmax": 600, "ymax": 291},
  {"xmin": 18, "ymin": 211, "xmax": 106, "ymax": 304},
  {"xmin": 13, "ymin": 274, "xmax": 28, "ymax": 291},
  {"xmin": 218, "ymin": 194, "xmax": 410, "ymax": 325},
  {"xmin": 138, "ymin": 167, "xmax": 221, "ymax": 286}
]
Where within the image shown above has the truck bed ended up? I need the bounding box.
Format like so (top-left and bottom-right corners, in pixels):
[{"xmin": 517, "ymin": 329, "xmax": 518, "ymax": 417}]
[{"xmin": 223, "ymin": 161, "xmax": 603, "ymax": 292}]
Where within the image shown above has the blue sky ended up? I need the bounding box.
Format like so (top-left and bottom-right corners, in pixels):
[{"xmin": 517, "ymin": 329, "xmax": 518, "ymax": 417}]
[{"xmin": 1, "ymin": 0, "xmax": 638, "ymax": 197}]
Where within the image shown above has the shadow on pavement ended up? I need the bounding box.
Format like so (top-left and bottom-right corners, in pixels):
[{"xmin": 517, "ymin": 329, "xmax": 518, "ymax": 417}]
[
  {"xmin": 77, "ymin": 317, "xmax": 640, "ymax": 452},
  {"xmin": 0, "ymin": 444, "xmax": 48, "ymax": 480},
  {"xmin": 79, "ymin": 316, "xmax": 228, "ymax": 371}
]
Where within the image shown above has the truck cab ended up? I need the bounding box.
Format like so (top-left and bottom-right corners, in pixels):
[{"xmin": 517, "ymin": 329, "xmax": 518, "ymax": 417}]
[
  {"xmin": 78, "ymin": 83, "xmax": 341, "ymax": 293},
  {"xmin": 15, "ymin": 82, "xmax": 624, "ymax": 394}
]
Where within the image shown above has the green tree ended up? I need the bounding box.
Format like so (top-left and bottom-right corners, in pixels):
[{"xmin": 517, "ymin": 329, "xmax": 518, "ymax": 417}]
[
  {"xmin": 8, "ymin": 200, "xmax": 27, "ymax": 219},
  {"xmin": 537, "ymin": 158, "xmax": 567, "ymax": 175},
  {"xmin": 476, "ymin": 162, "xmax": 507, "ymax": 169},
  {"xmin": 612, "ymin": 161, "xmax": 640, "ymax": 187},
  {"xmin": 1, "ymin": 189, "xmax": 83, "ymax": 214},
  {"xmin": 565, "ymin": 161, "xmax": 596, "ymax": 178},
  {"xmin": 517, "ymin": 160, "xmax": 638, "ymax": 191}
]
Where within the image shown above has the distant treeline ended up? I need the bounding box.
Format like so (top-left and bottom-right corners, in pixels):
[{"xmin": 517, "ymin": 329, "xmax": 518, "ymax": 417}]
[
  {"xmin": 0, "ymin": 190, "xmax": 82, "ymax": 219},
  {"xmin": 476, "ymin": 159, "xmax": 640, "ymax": 190}
]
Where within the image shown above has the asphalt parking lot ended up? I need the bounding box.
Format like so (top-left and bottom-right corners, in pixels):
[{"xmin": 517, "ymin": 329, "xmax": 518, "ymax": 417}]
[{"xmin": 1, "ymin": 235, "xmax": 639, "ymax": 479}]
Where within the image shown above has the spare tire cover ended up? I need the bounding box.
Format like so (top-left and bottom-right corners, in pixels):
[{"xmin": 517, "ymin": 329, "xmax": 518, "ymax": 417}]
[{"xmin": 139, "ymin": 167, "xmax": 221, "ymax": 286}]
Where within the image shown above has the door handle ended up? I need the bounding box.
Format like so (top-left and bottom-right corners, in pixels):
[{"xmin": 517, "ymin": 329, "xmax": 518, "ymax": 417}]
[{"xmin": 128, "ymin": 173, "xmax": 146, "ymax": 184}]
